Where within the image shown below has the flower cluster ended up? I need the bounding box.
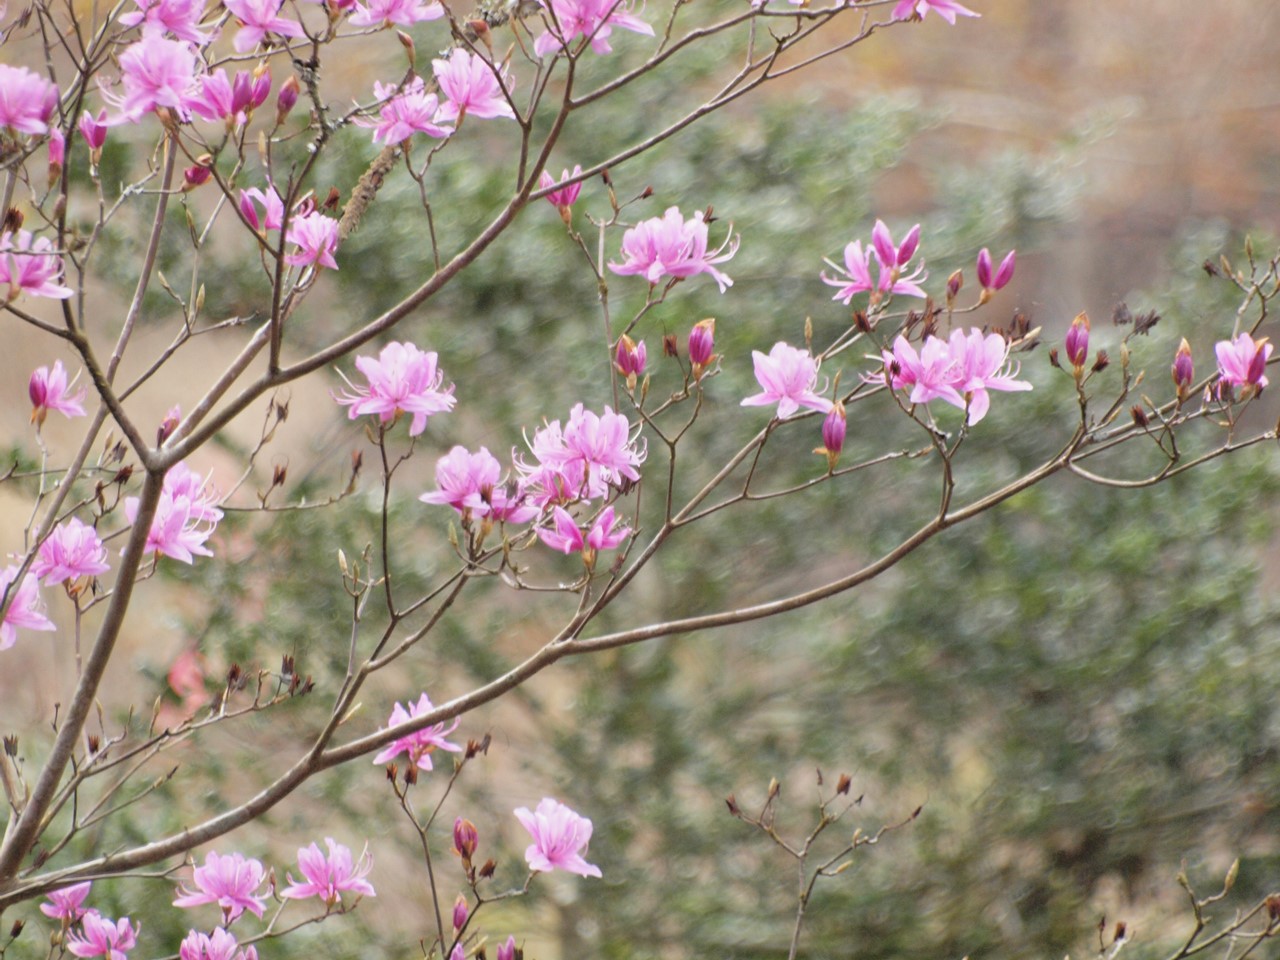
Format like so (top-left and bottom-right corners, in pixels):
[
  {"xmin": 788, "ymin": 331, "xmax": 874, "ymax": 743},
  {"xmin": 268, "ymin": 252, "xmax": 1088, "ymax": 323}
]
[{"xmin": 874, "ymin": 328, "xmax": 1032, "ymax": 425}]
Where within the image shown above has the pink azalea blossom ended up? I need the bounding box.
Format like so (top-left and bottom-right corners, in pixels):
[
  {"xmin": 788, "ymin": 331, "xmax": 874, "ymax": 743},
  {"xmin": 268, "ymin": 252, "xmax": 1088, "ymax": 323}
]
[
  {"xmin": 104, "ymin": 34, "xmax": 202, "ymax": 122},
  {"xmin": 239, "ymin": 183, "xmax": 284, "ymax": 233},
  {"xmin": 539, "ymin": 165, "xmax": 583, "ymax": 219},
  {"xmin": 179, "ymin": 928, "xmax": 257, "ymax": 960},
  {"xmin": 192, "ymin": 68, "xmax": 270, "ymax": 126},
  {"xmin": 821, "ymin": 238, "xmax": 926, "ymax": 304},
  {"xmin": 514, "ymin": 798, "xmax": 602, "ymax": 878},
  {"xmin": 125, "ymin": 462, "xmax": 224, "ymax": 564},
  {"xmin": 740, "ymin": 341, "xmax": 832, "ymax": 419},
  {"xmin": 284, "ymin": 211, "xmax": 340, "ymax": 269},
  {"xmin": 1, "ymin": 230, "xmax": 74, "ymax": 301},
  {"xmin": 280, "ymin": 838, "xmax": 376, "ymax": 905},
  {"xmin": 945, "ymin": 328, "xmax": 1032, "ymax": 424},
  {"xmin": 65, "ymin": 912, "xmax": 138, "ymax": 960},
  {"xmin": 0, "ymin": 565, "xmax": 56, "ymax": 651},
  {"xmin": 537, "ymin": 505, "xmax": 630, "ymax": 558},
  {"xmin": 870, "ymin": 219, "xmax": 921, "ymax": 270},
  {"xmin": 356, "ymin": 78, "xmax": 453, "ymax": 145},
  {"xmin": 372, "ymin": 692, "xmax": 462, "ymax": 770},
  {"xmin": 40, "ymin": 881, "xmax": 92, "ymax": 922},
  {"xmin": 349, "ymin": 0, "xmax": 443, "ymax": 28},
  {"xmin": 561, "ymin": 403, "xmax": 645, "ymax": 492},
  {"xmin": 32, "ymin": 517, "xmax": 110, "ymax": 585},
  {"xmin": 334, "ymin": 341, "xmax": 455, "ymax": 434},
  {"xmin": 223, "ymin": 0, "xmax": 304, "ymax": 52},
  {"xmin": 1215, "ymin": 332, "xmax": 1271, "ymax": 394},
  {"xmin": 975, "ymin": 247, "xmax": 1015, "ymax": 292},
  {"xmin": 29, "ymin": 360, "xmax": 87, "ymax": 424},
  {"xmin": 608, "ymin": 206, "xmax": 737, "ymax": 292},
  {"xmin": 79, "ymin": 109, "xmax": 108, "ymax": 150},
  {"xmin": 432, "ymin": 49, "xmax": 516, "ymax": 123},
  {"xmin": 48, "ymin": 128, "xmax": 66, "ymax": 176},
  {"xmin": 419, "ymin": 446, "xmax": 537, "ymax": 524},
  {"xmin": 891, "ymin": 0, "xmax": 978, "ymax": 23},
  {"xmin": 497, "ymin": 937, "xmax": 517, "ymax": 960},
  {"xmin": 0, "ymin": 65, "xmax": 58, "ymax": 136},
  {"xmin": 119, "ymin": 0, "xmax": 214, "ymax": 44},
  {"xmin": 533, "ymin": 0, "xmax": 653, "ymax": 56},
  {"xmin": 173, "ymin": 851, "xmax": 268, "ymax": 921},
  {"xmin": 875, "ymin": 334, "xmax": 964, "ymax": 409}
]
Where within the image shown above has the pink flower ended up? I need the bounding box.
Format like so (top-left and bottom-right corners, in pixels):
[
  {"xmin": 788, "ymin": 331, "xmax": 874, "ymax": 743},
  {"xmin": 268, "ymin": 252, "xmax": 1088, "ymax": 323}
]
[
  {"xmin": 537, "ymin": 505, "xmax": 630, "ymax": 558},
  {"xmin": 870, "ymin": 219, "xmax": 921, "ymax": 270},
  {"xmin": 419, "ymin": 446, "xmax": 537, "ymax": 524},
  {"xmin": 357, "ymin": 78, "xmax": 453, "ymax": 144},
  {"xmin": 173, "ymin": 851, "xmax": 268, "ymax": 921},
  {"xmin": 192, "ymin": 68, "xmax": 270, "ymax": 126},
  {"xmin": 239, "ymin": 183, "xmax": 284, "ymax": 233},
  {"xmin": 372, "ymin": 692, "xmax": 462, "ymax": 770},
  {"xmin": 29, "ymin": 360, "xmax": 87, "ymax": 424},
  {"xmin": 514, "ymin": 798, "xmax": 602, "ymax": 878},
  {"xmin": 65, "ymin": 912, "xmax": 138, "ymax": 960},
  {"xmin": 945, "ymin": 328, "xmax": 1032, "ymax": 424},
  {"xmin": 1215, "ymin": 332, "xmax": 1271, "ymax": 394},
  {"xmin": 349, "ymin": 0, "xmax": 443, "ymax": 27},
  {"xmin": 891, "ymin": 0, "xmax": 978, "ymax": 24},
  {"xmin": 432, "ymin": 49, "xmax": 516, "ymax": 123},
  {"xmin": 0, "ymin": 65, "xmax": 58, "ymax": 136},
  {"xmin": 284, "ymin": 212, "xmax": 340, "ymax": 269},
  {"xmin": 179, "ymin": 928, "xmax": 258, "ymax": 960},
  {"xmin": 125, "ymin": 462, "xmax": 224, "ymax": 564},
  {"xmin": 539, "ymin": 165, "xmax": 583, "ymax": 222},
  {"xmin": 874, "ymin": 334, "xmax": 962, "ymax": 408},
  {"xmin": 497, "ymin": 937, "xmax": 517, "ymax": 960},
  {"xmin": 223, "ymin": 0, "xmax": 304, "ymax": 52},
  {"xmin": 561, "ymin": 403, "xmax": 645, "ymax": 492},
  {"xmin": 975, "ymin": 247, "xmax": 1015, "ymax": 292},
  {"xmin": 608, "ymin": 206, "xmax": 737, "ymax": 292},
  {"xmin": 79, "ymin": 109, "xmax": 109, "ymax": 152},
  {"xmin": 335, "ymin": 341, "xmax": 455, "ymax": 434},
  {"xmin": 0, "ymin": 565, "xmax": 56, "ymax": 651},
  {"xmin": 1, "ymin": 230, "xmax": 74, "ymax": 301},
  {"xmin": 119, "ymin": 0, "xmax": 214, "ymax": 44},
  {"xmin": 105, "ymin": 34, "xmax": 202, "ymax": 122},
  {"xmin": 821, "ymin": 236, "xmax": 926, "ymax": 304},
  {"xmin": 1063, "ymin": 311, "xmax": 1090, "ymax": 371},
  {"xmin": 740, "ymin": 341, "xmax": 832, "ymax": 419},
  {"xmin": 533, "ymin": 0, "xmax": 653, "ymax": 56},
  {"xmin": 32, "ymin": 517, "xmax": 110, "ymax": 585},
  {"xmin": 280, "ymin": 838, "xmax": 376, "ymax": 905},
  {"xmin": 40, "ymin": 881, "xmax": 92, "ymax": 922}
]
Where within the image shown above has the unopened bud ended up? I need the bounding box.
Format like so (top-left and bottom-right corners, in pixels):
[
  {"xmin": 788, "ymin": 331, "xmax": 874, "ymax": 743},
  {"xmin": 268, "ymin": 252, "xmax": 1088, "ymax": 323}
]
[
  {"xmin": 157, "ymin": 405, "xmax": 181, "ymax": 445},
  {"xmin": 497, "ymin": 936, "xmax": 517, "ymax": 960},
  {"xmin": 478, "ymin": 858, "xmax": 496, "ymax": 879},
  {"xmin": 946, "ymin": 269, "xmax": 963, "ymax": 305},
  {"xmin": 816, "ymin": 401, "xmax": 846, "ymax": 471},
  {"xmin": 453, "ymin": 818, "xmax": 479, "ymax": 860},
  {"xmin": 1065, "ymin": 311, "xmax": 1090, "ymax": 371},
  {"xmin": 403, "ymin": 763, "xmax": 418, "ymax": 785},
  {"xmin": 452, "ymin": 895, "xmax": 469, "ymax": 931},
  {"xmin": 276, "ymin": 75, "xmax": 300, "ymax": 124},
  {"xmin": 9, "ymin": 919, "xmax": 23, "ymax": 938},
  {"xmin": 836, "ymin": 773, "xmax": 852, "ymax": 795},
  {"xmin": 1092, "ymin": 350, "xmax": 1110, "ymax": 373},
  {"xmin": 1048, "ymin": 347, "xmax": 1061, "ymax": 369},
  {"xmin": 725, "ymin": 793, "xmax": 740, "ymax": 816},
  {"xmin": 272, "ymin": 464, "xmax": 287, "ymax": 488},
  {"xmin": 182, "ymin": 160, "xmax": 213, "ymax": 191},
  {"xmin": 614, "ymin": 334, "xmax": 646, "ymax": 391},
  {"xmin": 1172, "ymin": 338, "xmax": 1194, "ymax": 400},
  {"xmin": 767, "ymin": 777, "xmax": 780, "ymax": 800},
  {"xmin": 1130, "ymin": 405, "xmax": 1149, "ymax": 427},
  {"xmin": 662, "ymin": 333, "xmax": 679, "ymax": 359},
  {"xmin": 688, "ymin": 318, "xmax": 715, "ymax": 377},
  {"xmin": 385, "ymin": 762, "xmax": 398, "ymax": 781}
]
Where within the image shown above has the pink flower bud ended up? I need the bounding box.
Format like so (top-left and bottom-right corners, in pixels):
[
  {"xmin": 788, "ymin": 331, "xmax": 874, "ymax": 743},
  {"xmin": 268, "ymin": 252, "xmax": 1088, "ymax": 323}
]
[
  {"xmin": 276, "ymin": 75, "xmax": 300, "ymax": 124},
  {"xmin": 1064, "ymin": 311, "xmax": 1090, "ymax": 371},
  {"xmin": 976, "ymin": 248, "xmax": 1016, "ymax": 294},
  {"xmin": 452, "ymin": 818, "xmax": 478, "ymax": 861},
  {"xmin": 47, "ymin": 129, "xmax": 65, "ymax": 186},
  {"xmin": 183, "ymin": 162, "xmax": 212, "ymax": 191},
  {"xmin": 946, "ymin": 268, "xmax": 963, "ymax": 304},
  {"xmin": 688, "ymin": 318, "xmax": 716, "ymax": 377},
  {"xmin": 975, "ymin": 248, "xmax": 993, "ymax": 289},
  {"xmin": 820, "ymin": 401, "xmax": 846, "ymax": 466},
  {"xmin": 1171, "ymin": 338, "xmax": 1193, "ymax": 400},
  {"xmin": 992, "ymin": 249, "xmax": 1016, "ymax": 290},
  {"xmin": 450, "ymin": 944, "xmax": 466, "ymax": 960},
  {"xmin": 452, "ymin": 895, "xmax": 468, "ymax": 932},
  {"xmin": 157, "ymin": 404, "xmax": 181, "ymax": 445},
  {"xmin": 896, "ymin": 224, "xmax": 921, "ymax": 266},
  {"xmin": 497, "ymin": 936, "xmax": 517, "ymax": 960},
  {"xmin": 539, "ymin": 165, "xmax": 583, "ymax": 226},
  {"xmin": 78, "ymin": 110, "xmax": 108, "ymax": 152},
  {"xmin": 614, "ymin": 334, "xmax": 646, "ymax": 389}
]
